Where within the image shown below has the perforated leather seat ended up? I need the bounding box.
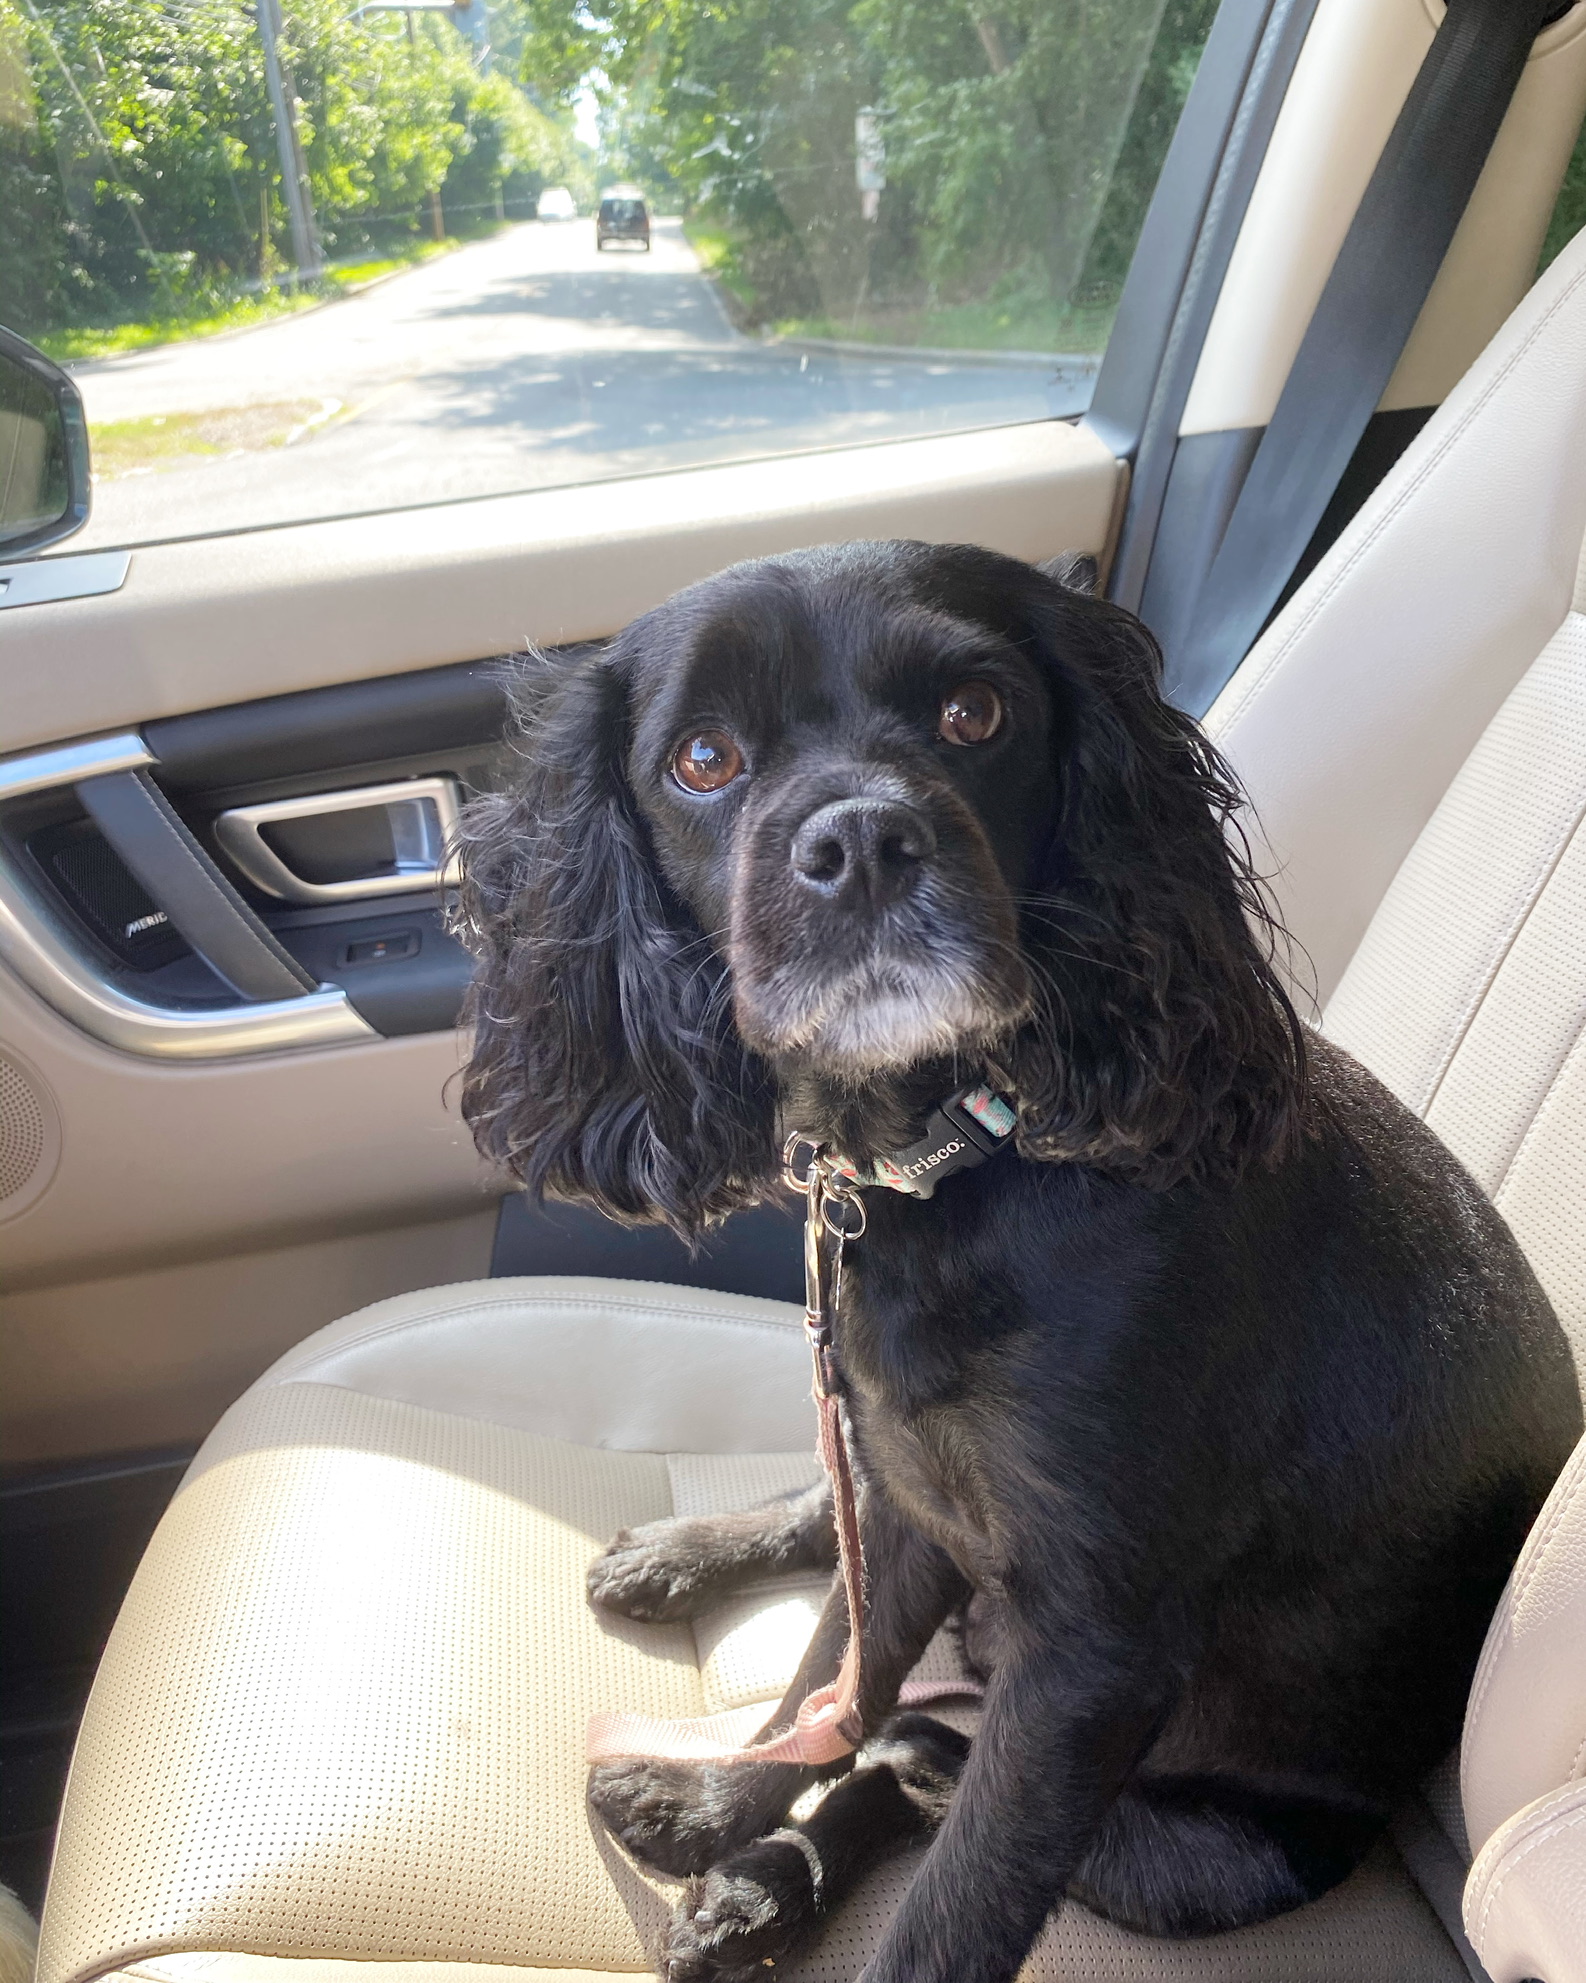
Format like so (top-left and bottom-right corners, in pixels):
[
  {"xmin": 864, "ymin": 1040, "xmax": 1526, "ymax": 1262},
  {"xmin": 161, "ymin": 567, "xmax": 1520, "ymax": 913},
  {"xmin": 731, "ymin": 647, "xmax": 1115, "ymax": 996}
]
[
  {"xmin": 38, "ymin": 226, "xmax": 1586, "ymax": 1983},
  {"xmin": 37, "ymin": 1279, "xmax": 1473, "ymax": 1983}
]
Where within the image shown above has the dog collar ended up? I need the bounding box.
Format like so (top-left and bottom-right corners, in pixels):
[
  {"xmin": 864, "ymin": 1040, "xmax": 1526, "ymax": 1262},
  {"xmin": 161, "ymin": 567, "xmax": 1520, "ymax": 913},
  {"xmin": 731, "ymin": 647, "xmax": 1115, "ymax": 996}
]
[{"xmin": 829, "ymin": 1082, "xmax": 1018, "ymax": 1200}]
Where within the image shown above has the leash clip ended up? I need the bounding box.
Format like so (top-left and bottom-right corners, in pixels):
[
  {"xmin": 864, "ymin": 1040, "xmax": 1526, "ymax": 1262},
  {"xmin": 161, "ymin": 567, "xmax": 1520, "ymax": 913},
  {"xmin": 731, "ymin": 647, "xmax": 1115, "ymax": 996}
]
[
  {"xmin": 782, "ymin": 1133, "xmax": 866, "ymax": 1400},
  {"xmin": 781, "ymin": 1131, "xmax": 821, "ymax": 1194}
]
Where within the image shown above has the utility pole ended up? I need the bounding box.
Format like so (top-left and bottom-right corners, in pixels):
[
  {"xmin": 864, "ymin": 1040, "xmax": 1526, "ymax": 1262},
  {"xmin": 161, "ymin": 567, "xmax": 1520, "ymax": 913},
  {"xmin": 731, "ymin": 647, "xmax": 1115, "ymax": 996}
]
[
  {"xmin": 256, "ymin": 0, "xmax": 323, "ymax": 282},
  {"xmin": 855, "ymin": 107, "xmax": 886, "ymax": 222}
]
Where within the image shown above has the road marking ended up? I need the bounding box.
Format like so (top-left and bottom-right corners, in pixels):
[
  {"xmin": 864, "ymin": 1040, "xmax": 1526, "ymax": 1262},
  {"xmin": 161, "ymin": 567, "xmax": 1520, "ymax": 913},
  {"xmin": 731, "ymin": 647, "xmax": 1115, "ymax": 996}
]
[
  {"xmin": 283, "ymin": 398, "xmax": 343, "ymax": 446},
  {"xmin": 328, "ymin": 380, "xmax": 415, "ymax": 430}
]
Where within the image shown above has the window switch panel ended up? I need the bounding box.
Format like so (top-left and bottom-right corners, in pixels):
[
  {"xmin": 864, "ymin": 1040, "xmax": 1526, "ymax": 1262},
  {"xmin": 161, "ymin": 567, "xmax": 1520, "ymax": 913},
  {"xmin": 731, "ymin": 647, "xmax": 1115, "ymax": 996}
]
[{"xmin": 342, "ymin": 930, "xmax": 419, "ymax": 966}]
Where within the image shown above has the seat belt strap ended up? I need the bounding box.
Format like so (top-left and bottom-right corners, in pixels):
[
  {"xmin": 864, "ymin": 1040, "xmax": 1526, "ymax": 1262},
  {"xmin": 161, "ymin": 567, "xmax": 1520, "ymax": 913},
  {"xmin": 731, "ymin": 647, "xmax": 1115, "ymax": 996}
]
[{"xmin": 1170, "ymin": 0, "xmax": 1560, "ymax": 715}]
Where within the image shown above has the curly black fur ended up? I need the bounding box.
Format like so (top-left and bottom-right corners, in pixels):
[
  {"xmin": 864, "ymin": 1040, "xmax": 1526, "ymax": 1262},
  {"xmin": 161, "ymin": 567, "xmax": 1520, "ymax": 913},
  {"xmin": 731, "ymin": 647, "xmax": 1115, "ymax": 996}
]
[
  {"xmin": 901, "ymin": 546, "xmax": 1307, "ymax": 1187},
  {"xmin": 457, "ymin": 542, "xmax": 1305, "ymax": 1223},
  {"xmin": 455, "ymin": 644, "xmax": 777, "ymax": 1234}
]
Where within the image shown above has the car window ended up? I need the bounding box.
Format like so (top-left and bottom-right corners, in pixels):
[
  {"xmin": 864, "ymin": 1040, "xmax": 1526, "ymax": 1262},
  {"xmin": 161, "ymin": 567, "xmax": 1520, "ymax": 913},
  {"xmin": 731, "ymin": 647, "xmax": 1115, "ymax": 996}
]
[
  {"xmin": 0, "ymin": 0, "xmax": 1219, "ymax": 552},
  {"xmin": 1541, "ymin": 114, "xmax": 1586, "ymax": 273}
]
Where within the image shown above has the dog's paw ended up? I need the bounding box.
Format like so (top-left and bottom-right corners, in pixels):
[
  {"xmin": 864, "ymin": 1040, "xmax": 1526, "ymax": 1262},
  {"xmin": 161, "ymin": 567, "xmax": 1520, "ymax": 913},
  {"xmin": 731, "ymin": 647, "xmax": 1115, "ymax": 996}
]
[
  {"xmin": 662, "ymin": 1838, "xmax": 821, "ymax": 1981},
  {"xmin": 587, "ymin": 1520, "xmax": 718, "ymax": 1622},
  {"xmin": 589, "ymin": 1757, "xmax": 787, "ymax": 1878}
]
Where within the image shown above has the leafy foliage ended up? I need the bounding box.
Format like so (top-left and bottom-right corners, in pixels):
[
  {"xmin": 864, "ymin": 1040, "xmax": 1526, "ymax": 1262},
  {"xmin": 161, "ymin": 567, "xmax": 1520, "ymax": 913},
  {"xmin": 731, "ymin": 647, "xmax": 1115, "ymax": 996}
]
[
  {"xmin": 7, "ymin": 0, "xmax": 1581, "ymax": 362},
  {"xmin": 593, "ymin": 0, "xmax": 1217, "ymax": 343},
  {"xmin": 0, "ymin": 0, "xmax": 1250, "ymax": 355},
  {"xmin": 0, "ymin": 0, "xmax": 585, "ymax": 337},
  {"xmin": 1539, "ymin": 112, "xmax": 1586, "ymax": 274}
]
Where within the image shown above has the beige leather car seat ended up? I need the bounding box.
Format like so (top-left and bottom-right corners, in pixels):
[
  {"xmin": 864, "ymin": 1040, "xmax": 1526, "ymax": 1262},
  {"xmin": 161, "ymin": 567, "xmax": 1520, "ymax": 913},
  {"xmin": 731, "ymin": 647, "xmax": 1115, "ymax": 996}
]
[{"xmin": 37, "ymin": 224, "xmax": 1586, "ymax": 1983}]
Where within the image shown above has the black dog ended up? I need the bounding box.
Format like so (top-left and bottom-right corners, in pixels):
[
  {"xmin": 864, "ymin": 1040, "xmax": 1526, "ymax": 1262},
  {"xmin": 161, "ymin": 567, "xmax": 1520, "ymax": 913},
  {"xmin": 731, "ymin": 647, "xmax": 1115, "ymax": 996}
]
[{"xmin": 457, "ymin": 542, "xmax": 1580, "ymax": 1983}]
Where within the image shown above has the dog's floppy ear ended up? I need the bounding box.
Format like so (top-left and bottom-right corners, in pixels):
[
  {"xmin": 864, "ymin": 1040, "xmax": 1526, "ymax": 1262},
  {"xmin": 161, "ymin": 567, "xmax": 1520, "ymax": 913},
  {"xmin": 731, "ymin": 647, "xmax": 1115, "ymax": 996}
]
[
  {"xmin": 1037, "ymin": 551, "xmax": 1098, "ymax": 595},
  {"xmin": 455, "ymin": 641, "xmax": 776, "ymax": 1237},
  {"xmin": 1007, "ymin": 574, "xmax": 1307, "ymax": 1189}
]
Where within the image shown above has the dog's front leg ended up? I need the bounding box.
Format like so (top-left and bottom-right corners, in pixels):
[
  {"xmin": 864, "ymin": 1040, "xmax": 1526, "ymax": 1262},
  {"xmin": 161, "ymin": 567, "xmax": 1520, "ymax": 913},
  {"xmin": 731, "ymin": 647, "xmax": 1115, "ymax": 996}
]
[
  {"xmin": 858, "ymin": 1641, "xmax": 1168, "ymax": 1983},
  {"xmin": 590, "ymin": 1489, "xmax": 967, "ymax": 1878},
  {"xmin": 589, "ymin": 1479, "xmax": 837, "ymax": 1622}
]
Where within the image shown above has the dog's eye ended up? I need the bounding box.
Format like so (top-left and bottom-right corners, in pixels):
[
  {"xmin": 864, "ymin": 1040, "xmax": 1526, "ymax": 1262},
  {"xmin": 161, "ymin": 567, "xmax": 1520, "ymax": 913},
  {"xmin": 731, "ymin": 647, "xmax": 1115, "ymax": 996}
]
[
  {"xmin": 672, "ymin": 730, "xmax": 746, "ymax": 793},
  {"xmin": 939, "ymin": 681, "xmax": 1003, "ymax": 746}
]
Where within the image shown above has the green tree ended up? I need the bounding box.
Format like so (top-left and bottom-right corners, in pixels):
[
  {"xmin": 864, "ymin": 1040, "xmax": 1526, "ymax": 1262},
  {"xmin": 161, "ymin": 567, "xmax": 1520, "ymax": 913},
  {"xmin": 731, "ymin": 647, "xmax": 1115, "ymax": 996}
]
[
  {"xmin": 440, "ymin": 66, "xmax": 587, "ymax": 224},
  {"xmin": 590, "ymin": 0, "xmax": 1215, "ymax": 342},
  {"xmin": 1539, "ymin": 113, "xmax": 1586, "ymax": 273},
  {"xmin": 856, "ymin": 0, "xmax": 1171, "ymax": 303},
  {"xmin": 0, "ymin": 0, "xmax": 77, "ymax": 331},
  {"xmin": 0, "ymin": 0, "xmax": 582, "ymax": 339}
]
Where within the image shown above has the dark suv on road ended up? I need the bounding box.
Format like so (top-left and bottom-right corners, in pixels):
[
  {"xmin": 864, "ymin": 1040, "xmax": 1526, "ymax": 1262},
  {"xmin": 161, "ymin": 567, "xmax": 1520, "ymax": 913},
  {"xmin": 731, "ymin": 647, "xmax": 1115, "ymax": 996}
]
[{"xmin": 596, "ymin": 187, "xmax": 651, "ymax": 252}]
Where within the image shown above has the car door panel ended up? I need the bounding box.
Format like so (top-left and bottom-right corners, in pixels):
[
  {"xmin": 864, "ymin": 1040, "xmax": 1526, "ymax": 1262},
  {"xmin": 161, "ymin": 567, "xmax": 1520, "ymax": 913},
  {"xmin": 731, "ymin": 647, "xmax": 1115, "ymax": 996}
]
[
  {"xmin": 0, "ymin": 422, "xmax": 1121, "ymax": 755},
  {"xmin": 1, "ymin": 1207, "xmax": 496, "ymax": 1466},
  {"xmin": 0, "ymin": 418, "xmax": 1122, "ymax": 1468},
  {"xmin": 0, "ymin": 660, "xmax": 517, "ymax": 1460}
]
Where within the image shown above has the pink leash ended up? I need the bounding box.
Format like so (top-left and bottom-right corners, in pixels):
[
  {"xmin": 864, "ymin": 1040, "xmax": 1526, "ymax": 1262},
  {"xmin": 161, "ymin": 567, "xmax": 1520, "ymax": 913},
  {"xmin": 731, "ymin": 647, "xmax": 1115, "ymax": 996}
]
[{"xmin": 587, "ymin": 1142, "xmax": 981, "ymax": 1768}]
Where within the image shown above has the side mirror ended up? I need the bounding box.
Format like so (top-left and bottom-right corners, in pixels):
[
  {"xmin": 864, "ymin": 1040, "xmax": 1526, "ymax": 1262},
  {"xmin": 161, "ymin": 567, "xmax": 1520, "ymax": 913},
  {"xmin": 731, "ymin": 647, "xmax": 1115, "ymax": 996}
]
[{"xmin": 0, "ymin": 324, "xmax": 91, "ymax": 558}]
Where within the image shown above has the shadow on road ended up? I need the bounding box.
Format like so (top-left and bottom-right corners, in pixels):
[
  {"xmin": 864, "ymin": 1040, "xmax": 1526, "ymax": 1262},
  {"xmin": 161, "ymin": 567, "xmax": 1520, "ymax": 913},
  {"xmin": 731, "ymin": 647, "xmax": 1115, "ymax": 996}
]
[
  {"xmin": 371, "ymin": 343, "xmax": 1064, "ymax": 456},
  {"xmin": 417, "ymin": 266, "xmax": 734, "ymax": 341}
]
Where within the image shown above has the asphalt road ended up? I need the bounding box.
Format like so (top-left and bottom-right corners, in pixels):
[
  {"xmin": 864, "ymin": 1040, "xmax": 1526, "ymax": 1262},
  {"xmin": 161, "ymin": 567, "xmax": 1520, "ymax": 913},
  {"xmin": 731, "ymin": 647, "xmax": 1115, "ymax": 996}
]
[{"xmin": 71, "ymin": 218, "xmax": 1094, "ymax": 549}]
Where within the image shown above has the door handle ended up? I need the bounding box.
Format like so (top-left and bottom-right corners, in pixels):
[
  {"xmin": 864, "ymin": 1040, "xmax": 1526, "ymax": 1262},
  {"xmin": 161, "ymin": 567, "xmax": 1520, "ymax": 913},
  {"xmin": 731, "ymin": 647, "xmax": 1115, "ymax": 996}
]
[
  {"xmin": 0, "ymin": 732, "xmax": 374, "ymax": 1059},
  {"xmin": 77, "ymin": 769, "xmax": 317, "ymax": 1002},
  {"xmin": 213, "ymin": 777, "xmax": 463, "ymax": 905}
]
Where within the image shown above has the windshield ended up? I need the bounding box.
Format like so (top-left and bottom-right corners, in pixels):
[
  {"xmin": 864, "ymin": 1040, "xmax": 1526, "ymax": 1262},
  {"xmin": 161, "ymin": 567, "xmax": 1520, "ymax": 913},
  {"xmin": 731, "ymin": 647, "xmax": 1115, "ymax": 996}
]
[{"xmin": 0, "ymin": 0, "xmax": 1220, "ymax": 551}]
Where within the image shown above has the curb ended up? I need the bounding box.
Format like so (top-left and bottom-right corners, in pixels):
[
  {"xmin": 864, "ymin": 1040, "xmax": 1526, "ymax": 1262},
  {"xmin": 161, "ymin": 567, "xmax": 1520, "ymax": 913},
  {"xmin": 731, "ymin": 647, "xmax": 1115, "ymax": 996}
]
[
  {"xmin": 765, "ymin": 334, "xmax": 1102, "ymax": 372},
  {"xmin": 696, "ymin": 272, "xmax": 749, "ymax": 345}
]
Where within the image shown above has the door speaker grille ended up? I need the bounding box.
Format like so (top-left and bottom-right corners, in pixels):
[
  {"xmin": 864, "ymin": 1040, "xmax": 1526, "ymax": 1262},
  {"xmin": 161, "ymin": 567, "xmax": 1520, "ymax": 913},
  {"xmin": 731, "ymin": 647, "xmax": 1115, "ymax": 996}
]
[{"xmin": 0, "ymin": 1051, "xmax": 61, "ymax": 1217}]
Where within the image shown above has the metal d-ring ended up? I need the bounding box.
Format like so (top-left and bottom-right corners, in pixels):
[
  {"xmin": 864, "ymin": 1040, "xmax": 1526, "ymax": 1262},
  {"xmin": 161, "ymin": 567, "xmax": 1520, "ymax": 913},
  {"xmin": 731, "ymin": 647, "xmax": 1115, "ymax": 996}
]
[
  {"xmin": 784, "ymin": 1130, "xmax": 867, "ymax": 1245},
  {"xmin": 782, "ymin": 1130, "xmax": 821, "ymax": 1195},
  {"xmin": 821, "ymin": 1179, "xmax": 866, "ymax": 1240}
]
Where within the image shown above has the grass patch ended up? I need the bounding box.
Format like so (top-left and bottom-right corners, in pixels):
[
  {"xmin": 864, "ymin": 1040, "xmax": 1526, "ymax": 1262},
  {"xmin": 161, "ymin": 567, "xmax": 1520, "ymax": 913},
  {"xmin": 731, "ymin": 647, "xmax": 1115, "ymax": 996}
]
[
  {"xmin": 43, "ymin": 293, "xmax": 323, "ymax": 363},
  {"xmin": 89, "ymin": 400, "xmax": 332, "ymax": 478},
  {"xmin": 774, "ymin": 294, "xmax": 1117, "ymax": 357},
  {"xmin": 683, "ymin": 224, "xmax": 763, "ymax": 320},
  {"xmin": 319, "ymin": 236, "xmax": 461, "ymax": 289},
  {"xmin": 39, "ymin": 235, "xmax": 468, "ymax": 364},
  {"xmin": 683, "ymin": 217, "xmax": 1116, "ymax": 357},
  {"xmin": 687, "ymin": 227, "xmax": 754, "ymax": 300}
]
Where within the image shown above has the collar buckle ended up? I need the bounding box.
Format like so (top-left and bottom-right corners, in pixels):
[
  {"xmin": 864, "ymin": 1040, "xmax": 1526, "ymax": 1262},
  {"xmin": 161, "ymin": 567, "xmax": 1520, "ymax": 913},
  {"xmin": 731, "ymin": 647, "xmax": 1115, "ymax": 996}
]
[{"xmin": 832, "ymin": 1081, "xmax": 1018, "ymax": 1201}]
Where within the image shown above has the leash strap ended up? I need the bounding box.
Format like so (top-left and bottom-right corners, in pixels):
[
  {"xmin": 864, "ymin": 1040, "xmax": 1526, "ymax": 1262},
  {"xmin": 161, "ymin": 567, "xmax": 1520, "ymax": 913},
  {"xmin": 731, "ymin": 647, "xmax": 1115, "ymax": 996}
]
[
  {"xmin": 587, "ymin": 1146, "xmax": 872, "ymax": 1767},
  {"xmin": 586, "ymin": 1134, "xmax": 987, "ymax": 1768},
  {"xmin": 800, "ymin": 1146, "xmax": 868, "ymax": 1751}
]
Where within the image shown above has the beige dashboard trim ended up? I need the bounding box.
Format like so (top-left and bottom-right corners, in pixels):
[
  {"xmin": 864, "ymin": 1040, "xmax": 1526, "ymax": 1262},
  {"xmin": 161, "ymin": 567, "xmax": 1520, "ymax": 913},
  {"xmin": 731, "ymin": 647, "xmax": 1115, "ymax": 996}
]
[{"xmin": 0, "ymin": 419, "xmax": 1119, "ymax": 756}]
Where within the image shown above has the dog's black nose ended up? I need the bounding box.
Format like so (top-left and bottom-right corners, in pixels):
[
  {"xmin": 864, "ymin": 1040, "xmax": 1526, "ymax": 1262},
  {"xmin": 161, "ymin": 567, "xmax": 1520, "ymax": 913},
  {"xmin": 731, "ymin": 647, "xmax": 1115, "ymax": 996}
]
[{"xmin": 790, "ymin": 798, "xmax": 936, "ymax": 906}]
